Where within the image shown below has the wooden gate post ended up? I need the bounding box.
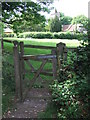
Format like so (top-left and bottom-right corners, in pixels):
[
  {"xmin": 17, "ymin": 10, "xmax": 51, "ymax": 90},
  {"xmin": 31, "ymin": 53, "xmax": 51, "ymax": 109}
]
[
  {"xmin": 20, "ymin": 42, "xmax": 25, "ymax": 75},
  {"xmin": 19, "ymin": 42, "xmax": 25, "ymax": 100},
  {"xmin": 13, "ymin": 41, "xmax": 22, "ymax": 101},
  {"xmin": 63, "ymin": 45, "xmax": 67, "ymax": 61},
  {"xmin": 51, "ymin": 49, "xmax": 57, "ymax": 79},
  {"xmin": 56, "ymin": 42, "xmax": 65, "ymax": 70}
]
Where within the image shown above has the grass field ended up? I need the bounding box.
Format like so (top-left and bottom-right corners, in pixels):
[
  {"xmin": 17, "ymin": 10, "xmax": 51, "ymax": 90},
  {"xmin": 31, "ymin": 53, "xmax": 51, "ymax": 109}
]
[{"xmin": 4, "ymin": 37, "xmax": 81, "ymax": 48}]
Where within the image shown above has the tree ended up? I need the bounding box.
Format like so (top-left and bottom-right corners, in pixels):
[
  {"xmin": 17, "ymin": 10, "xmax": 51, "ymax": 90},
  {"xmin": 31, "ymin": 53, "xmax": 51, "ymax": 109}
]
[
  {"xmin": 1, "ymin": 0, "xmax": 54, "ymax": 34},
  {"xmin": 0, "ymin": 21, "xmax": 4, "ymax": 37},
  {"xmin": 50, "ymin": 16, "xmax": 62, "ymax": 32},
  {"xmin": 60, "ymin": 12, "xmax": 72, "ymax": 25},
  {"xmin": 50, "ymin": 9, "xmax": 62, "ymax": 33},
  {"xmin": 72, "ymin": 15, "xmax": 88, "ymax": 27}
]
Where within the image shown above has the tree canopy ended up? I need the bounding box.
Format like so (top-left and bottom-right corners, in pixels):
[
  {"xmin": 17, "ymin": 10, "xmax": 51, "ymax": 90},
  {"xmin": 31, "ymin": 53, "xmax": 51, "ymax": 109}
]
[
  {"xmin": 60, "ymin": 12, "xmax": 72, "ymax": 25},
  {"xmin": 50, "ymin": 16, "xmax": 62, "ymax": 32},
  {"xmin": 1, "ymin": 0, "xmax": 54, "ymax": 33},
  {"xmin": 72, "ymin": 15, "xmax": 88, "ymax": 27}
]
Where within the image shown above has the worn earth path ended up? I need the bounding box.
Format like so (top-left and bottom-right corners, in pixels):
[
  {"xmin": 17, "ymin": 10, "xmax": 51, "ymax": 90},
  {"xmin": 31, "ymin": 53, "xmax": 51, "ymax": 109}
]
[{"xmin": 4, "ymin": 79, "xmax": 52, "ymax": 118}]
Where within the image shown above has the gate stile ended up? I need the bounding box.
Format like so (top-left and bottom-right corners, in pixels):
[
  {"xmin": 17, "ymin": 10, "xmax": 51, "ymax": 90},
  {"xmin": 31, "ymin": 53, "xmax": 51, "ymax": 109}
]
[{"xmin": 13, "ymin": 41, "xmax": 67, "ymax": 101}]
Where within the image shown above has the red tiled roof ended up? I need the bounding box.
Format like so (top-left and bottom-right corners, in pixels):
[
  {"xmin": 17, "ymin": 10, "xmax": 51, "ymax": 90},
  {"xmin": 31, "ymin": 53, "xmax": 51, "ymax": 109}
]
[
  {"xmin": 62, "ymin": 25, "xmax": 70, "ymax": 31},
  {"xmin": 62, "ymin": 24, "xmax": 76, "ymax": 32}
]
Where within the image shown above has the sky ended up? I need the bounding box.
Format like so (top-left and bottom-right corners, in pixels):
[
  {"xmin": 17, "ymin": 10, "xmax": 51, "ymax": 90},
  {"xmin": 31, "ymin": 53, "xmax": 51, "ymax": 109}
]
[
  {"xmin": 32, "ymin": 0, "xmax": 90, "ymax": 18},
  {"xmin": 52, "ymin": 0, "xmax": 90, "ymax": 17}
]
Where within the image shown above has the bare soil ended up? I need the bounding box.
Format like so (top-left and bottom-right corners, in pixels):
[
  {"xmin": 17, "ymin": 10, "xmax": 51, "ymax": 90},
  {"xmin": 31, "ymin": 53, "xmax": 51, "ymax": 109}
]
[{"xmin": 4, "ymin": 88, "xmax": 52, "ymax": 118}]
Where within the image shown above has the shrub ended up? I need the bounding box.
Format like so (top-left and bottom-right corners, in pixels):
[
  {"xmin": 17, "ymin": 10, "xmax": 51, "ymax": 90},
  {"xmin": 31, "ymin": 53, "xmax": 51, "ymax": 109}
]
[
  {"xmin": 3, "ymin": 33, "xmax": 15, "ymax": 37},
  {"xmin": 50, "ymin": 76, "xmax": 89, "ymax": 118},
  {"xmin": 50, "ymin": 51, "xmax": 89, "ymax": 118}
]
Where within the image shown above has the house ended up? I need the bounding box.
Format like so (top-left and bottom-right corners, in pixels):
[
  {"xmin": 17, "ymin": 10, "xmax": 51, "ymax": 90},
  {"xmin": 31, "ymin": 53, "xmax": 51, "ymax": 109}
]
[
  {"xmin": 4, "ymin": 28, "xmax": 13, "ymax": 34},
  {"xmin": 62, "ymin": 24, "xmax": 76, "ymax": 32},
  {"xmin": 62, "ymin": 24, "xmax": 87, "ymax": 33}
]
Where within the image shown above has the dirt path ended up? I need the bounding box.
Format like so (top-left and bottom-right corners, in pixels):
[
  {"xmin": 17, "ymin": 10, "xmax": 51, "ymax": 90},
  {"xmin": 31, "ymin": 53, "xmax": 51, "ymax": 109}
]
[{"xmin": 4, "ymin": 88, "xmax": 52, "ymax": 118}]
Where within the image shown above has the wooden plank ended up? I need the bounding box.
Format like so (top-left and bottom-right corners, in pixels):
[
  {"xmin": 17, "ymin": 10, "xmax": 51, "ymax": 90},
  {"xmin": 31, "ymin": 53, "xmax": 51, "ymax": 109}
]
[
  {"xmin": 23, "ymin": 54, "xmax": 56, "ymax": 60},
  {"xmin": 24, "ymin": 44, "xmax": 56, "ymax": 49},
  {"xmin": 52, "ymin": 49, "xmax": 57, "ymax": 79},
  {"xmin": 28, "ymin": 60, "xmax": 47, "ymax": 89},
  {"xmin": 25, "ymin": 58, "xmax": 52, "ymax": 63},
  {"xmin": 31, "ymin": 59, "xmax": 47, "ymax": 80},
  {"xmin": 26, "ymin": 60, "xmax": 35, "ymax": 71},
  {"xmin": 24, "ymin": 69, "xmax": 53, "ymax": 76},
  {"xmin": 25, "ymin": 61, "xmax": 44, "ymax": 81}
]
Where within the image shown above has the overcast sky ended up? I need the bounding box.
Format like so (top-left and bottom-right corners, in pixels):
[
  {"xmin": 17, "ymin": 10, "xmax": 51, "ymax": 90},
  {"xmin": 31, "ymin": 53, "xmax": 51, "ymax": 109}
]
[{"xmin": 52, "ymin": 0, "xmax": 89, "ymax": 17}]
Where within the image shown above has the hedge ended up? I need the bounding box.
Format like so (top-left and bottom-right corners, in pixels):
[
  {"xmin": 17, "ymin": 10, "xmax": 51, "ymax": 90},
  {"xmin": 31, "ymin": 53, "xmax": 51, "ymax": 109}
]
[
  {"xmin": 3, "ymin": 33, "xmax": 16, "ymax": 37},
  {"xmin": 18, "ymin": 32, "xmax": 87, "ymax": 40}
]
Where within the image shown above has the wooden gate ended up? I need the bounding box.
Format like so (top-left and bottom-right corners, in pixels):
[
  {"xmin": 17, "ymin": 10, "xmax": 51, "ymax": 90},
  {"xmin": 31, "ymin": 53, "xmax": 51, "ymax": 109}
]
[{"xmin": 13, "ymin": 41, "xmax": 67, "ymax": 101}]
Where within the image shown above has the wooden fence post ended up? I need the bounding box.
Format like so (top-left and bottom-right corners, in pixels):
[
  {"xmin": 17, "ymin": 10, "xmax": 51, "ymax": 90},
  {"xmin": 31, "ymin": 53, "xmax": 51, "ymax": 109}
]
[
  {"xmin": 13, "ymin": 41, "xmax": 22, "ymax": 101},
  {"xmin": 51, "ymin": 48, "xmax": 57, "ymax": 79}
]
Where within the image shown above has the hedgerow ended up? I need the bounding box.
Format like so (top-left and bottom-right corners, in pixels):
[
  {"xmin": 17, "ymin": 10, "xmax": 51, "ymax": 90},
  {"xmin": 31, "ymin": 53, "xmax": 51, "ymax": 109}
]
[{"xmin": 17, "ymin": 32, "xmax": 87, "ymax": 40}]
